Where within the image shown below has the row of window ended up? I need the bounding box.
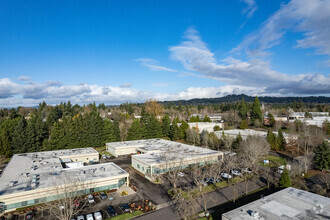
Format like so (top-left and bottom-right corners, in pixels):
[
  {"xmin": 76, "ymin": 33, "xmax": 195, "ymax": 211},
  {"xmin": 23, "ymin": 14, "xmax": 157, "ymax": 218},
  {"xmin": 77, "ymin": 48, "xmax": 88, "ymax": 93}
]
[{"xmin": 5, "ymin": 181, "xmax": 122, "ymax": 210}]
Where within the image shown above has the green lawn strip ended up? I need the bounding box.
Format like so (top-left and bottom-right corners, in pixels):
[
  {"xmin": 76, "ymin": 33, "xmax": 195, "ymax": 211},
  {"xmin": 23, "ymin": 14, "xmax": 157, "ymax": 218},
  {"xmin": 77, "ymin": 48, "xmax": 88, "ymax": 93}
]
[
  {"xmin": 105, "ymin": 210, "xmax": 144, "ymax": 220},
  {"xmin": 258, "ymin": 155, "xmax": 286, "ymax": 167},
  {"xmin": 168, "ymin": 178, "xmax": 242, "ymax": 198}
]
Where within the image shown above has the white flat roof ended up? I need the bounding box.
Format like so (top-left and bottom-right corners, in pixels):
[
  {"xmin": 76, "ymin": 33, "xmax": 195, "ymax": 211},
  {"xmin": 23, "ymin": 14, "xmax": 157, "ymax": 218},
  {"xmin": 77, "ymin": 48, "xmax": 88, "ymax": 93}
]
[
  {"xmin": 222, "ymin": 187, "xmax": 330, "ymax": 220},
  {"xmin": 126, "ymin": 139, "xmax": 223, "ymax": 166},
  {"xmin": 0, "ymin": 148, "xmax": 128, "ymax": 196}
]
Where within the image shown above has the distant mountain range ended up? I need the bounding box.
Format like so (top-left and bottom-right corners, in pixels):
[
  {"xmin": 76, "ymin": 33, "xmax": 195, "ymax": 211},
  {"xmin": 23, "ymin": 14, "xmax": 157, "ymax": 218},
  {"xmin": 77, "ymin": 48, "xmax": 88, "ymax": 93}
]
[{"xmin": 161, "ymin": 94, "xmax": 330, "ymax": 105}]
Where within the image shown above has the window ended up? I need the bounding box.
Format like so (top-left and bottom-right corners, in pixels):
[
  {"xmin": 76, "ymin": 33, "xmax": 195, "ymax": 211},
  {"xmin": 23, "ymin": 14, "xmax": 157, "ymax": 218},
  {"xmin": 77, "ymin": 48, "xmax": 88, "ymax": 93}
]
[
  {"xmin": 142, "ymin": 167, "xmax": 144, "ymax": 171},
  {"xmin": 137, "ymin": 164, "xmax": 140, "ymax": 169}
]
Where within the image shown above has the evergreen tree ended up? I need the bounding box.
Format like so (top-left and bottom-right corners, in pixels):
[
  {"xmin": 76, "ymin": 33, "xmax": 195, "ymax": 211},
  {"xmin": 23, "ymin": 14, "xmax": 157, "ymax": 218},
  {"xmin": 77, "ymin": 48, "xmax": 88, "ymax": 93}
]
[
  {"xmin": 170, "ymin": 122, "xmax": 181, "ymax": 141},
  {"xmin": 144, "ymin": 115, "xmax": 162, "ymax": 139},
  {"xmin": 203, "ymin": 115, "xmax": 211, "ymax": 122},
  {"xmin": 46, "ymin": 106, "xmax": 62, "ymax": 128},
  {"xmin": 232, "ymin": 132, "xmax": 242, "ymax": 151},
  {"xmin": 179, "ymin": 121, "xmax": 189, "ymax": 139},
  {"xmin": 238, "ymin": 98, "xmax": 248, "ymax": 120},
  {"xmin": 11, "ymin": 117, "xmax": 28, "ymax": 153},
  {"xmin": 48, "ymin": 121, "xmax": 66, "ymax": 150},
  {"xmin": 128, "ymin": 119, "xmax": 144, "ymax": 140},
  {"xmin": 278, "ymin": 169, "xmax": 291, "ymax": 188},
  {"xmin": 314, "ymin": 142, "xmax": 330, "ymax": 170},
  {"xmin": 268, "ymin": 113, "xmax": 275, "ymax": 127},
  {"xmin": 240, "ymin": 120, "xmax": 248, "ymax": 129},
  {"xmin": 0, "ymin": 129, "xmax": 11, "ymax": 157},
  {"xmin": 213, "ymin": 125, "xmax": 221, "ymax": 131},
  {"xmin": 267, "ymin": 130, "xmax": 277, "ymax": 150},
  {"xmin": 111, "ymin": 120, "xmax": 121, "ymax": 142},
  {"xmin": 26, "ymin": 112, "xmax": 48, "ymax": 152},
  {"xmin": 161, "ymin": 115, "xmax": 171, "ymax": 138},
  {"xmin": 277, "ymin": 129, "xmax": 286, "ymax": 151},
  {"xmin": 250, "ymin": 96, "xmax": 263, "ymax": 124}
]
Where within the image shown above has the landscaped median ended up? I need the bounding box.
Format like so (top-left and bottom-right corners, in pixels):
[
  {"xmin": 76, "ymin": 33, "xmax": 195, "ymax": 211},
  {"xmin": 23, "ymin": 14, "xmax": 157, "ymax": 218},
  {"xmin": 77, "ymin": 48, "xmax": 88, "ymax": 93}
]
[
  {"xmin": 105, "ymin": 210, "xmax": 144, "ymax": 220},
  {"xmin": 167, "ymin": 177, "xmax": 244, "ymax": 198}
]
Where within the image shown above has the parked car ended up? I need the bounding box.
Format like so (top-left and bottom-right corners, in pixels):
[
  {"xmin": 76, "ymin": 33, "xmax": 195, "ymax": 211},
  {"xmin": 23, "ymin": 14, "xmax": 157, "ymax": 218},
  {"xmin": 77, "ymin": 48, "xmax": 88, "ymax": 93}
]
[
  {"xmin": 242, "ymin": 168, "xmax": 252, "ymax": 174},
  {"xmin": 106, "ymin": 206, "xmax": 117, "ymax": 217},
  {"xmin": 93, "ymin": 212, "xmax": 102, "ymax": 220},
  {"xmin": 108, "ymin": 193, "xmax": 114, "ymax": 200},
  {"xmin": 231, "ymin": 170, "xmax": 242, "ymax": 176},
  {"xmin": 77, "ymin": 215, "xmax": 85, "ymax": 220},
  {"xmin": 277, "ymin": 165, "xmax": 285, "ymax": 174},
  {"xmin": 88, "ymin": 194, "xmax": 95, "ymax": 204},
  {"xmin": 100, "ymin": 191, "xmax": 107, "ymax": 200},
  {"xmin": 207, "ymin": 177, "xmax": 215, "ymax": 184},
  {"xmin": 25, "ymin": 210, "xmax": 35, "ymax": 220},
  {"xmin": 221, "ymin": 173, "xmax": 232, "ymax": 179},
  {"xmin": 86, "ymin": 214, "xmax": 94, "ymax": 220},
  {"xmin": 178, "ymin": 172, "xmax": 184, "ymax": 177},
  {"xmin": 120, "ymin": 203, "xmax": 131, "ymax": 213},
  {"xmin": 106, "ymin": 155, "xmax": 111, "ymax": 158}
]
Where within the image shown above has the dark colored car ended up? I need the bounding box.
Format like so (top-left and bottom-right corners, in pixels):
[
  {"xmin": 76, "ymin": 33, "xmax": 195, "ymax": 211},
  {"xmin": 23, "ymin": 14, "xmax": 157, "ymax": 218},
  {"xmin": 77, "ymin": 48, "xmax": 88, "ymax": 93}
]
[
  {"xmin": 120, "ymin": 204, "xmax": 131, "ymax": 213},
  {"xmin": 100, "ymin": 192, "xmax": 107, "ymax": 200},
  {"xmin": 106, "ymin": 205, "xmax": 117, "ymax": 217},
  {"xmin": 25, "ymin": 211, "xmax": 35, "ymax": 220}
]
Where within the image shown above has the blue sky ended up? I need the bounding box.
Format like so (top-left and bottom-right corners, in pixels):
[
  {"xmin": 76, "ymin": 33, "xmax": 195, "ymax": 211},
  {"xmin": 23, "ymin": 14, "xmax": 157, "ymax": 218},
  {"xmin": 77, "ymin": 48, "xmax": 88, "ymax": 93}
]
[{"xmin": 0, "ymin": 0, "xmax": 329, "ymax": 106}]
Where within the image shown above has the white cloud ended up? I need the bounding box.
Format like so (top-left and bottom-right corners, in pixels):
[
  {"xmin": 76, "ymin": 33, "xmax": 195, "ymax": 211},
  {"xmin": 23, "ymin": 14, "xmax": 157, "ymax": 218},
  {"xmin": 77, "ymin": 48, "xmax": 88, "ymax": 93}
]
[
  {"xmin": 241, "ymin": 0, "xmax": 257, "ymax": 18},
  {"xmin": 0, "ymin": 78, "xmax": 271, "ymax": 107},
  {"xmin": 119, "ymin": 83, "xmax": 132, "ymax": 88},
  {"xmin": 234, "ymin": 0, "xmax": 330, "ymax": 60},
  {"xmin": 18, "ymin": 76, "xmax": 32, "ymax": 82},
  {"xmin": 136, "ymin": 58, "xmax": 177, "ymax": 72},
  {"xmin": 169, "ymin": 27, "xmax": 330, "ymax": 95}
]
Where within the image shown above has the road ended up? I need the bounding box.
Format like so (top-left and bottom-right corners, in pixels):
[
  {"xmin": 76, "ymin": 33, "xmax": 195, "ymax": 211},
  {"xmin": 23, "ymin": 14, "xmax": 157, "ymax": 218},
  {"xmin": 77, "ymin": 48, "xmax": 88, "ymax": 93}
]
[{"xmin": 133, "ymin": 177, "xmax": 267, "ymax": 220}]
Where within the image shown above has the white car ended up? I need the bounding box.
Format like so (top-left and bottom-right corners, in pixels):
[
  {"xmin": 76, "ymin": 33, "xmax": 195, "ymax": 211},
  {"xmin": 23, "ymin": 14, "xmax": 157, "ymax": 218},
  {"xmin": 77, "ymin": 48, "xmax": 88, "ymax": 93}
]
[
  {"xmin": 87, "ymin": 194, "xmax": 95, "ymax": 204},
  {"xmin": 77, "ymin": 215, "xmax": 85, "ymax": 220},
  {"xmin": 277, "ymin": 165, "xmax": 285, "ymax": 174},
  {"xmin": 86, "ymin": 214, "xmax": 94, "ymax": 220},
  {"xmin": 178, "ymin": 172, "xmax": 185, "ymax": 177},
  {"xmin": 221, "ymin": 173, "xmax": 232, "ymax": 179},
  {"xmin": 93, "ymin": 212, "xmax": 102, "ymax": 220},
  {"xmin": 242, "ymin": 168, "xmax": 252, "ymax": 174},
  {"xmin": 102, "ymin": 155, "xmax": 106, "ymax": 159},
  {"xmin": 231, "ymin": 170, "xmax": 242, "ymax": 176}
]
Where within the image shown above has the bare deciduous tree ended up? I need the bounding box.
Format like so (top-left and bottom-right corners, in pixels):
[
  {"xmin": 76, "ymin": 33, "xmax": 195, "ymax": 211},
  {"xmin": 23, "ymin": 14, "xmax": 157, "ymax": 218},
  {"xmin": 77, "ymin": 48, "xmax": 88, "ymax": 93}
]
[
  {"xmin": 240, "ymin": 135, "xmax": 270, "ymax": 165},
  {"xmin": 40, "ymin": 174, "xmax": 91, "ymax": 220}
]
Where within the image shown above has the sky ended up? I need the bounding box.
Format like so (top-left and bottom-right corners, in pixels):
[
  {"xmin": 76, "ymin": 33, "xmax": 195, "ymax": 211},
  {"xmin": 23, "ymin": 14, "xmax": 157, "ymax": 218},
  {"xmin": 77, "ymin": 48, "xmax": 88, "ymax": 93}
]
[{"xmin": 0, "ymin": 0, "xmax": 330, "ymax": 107}]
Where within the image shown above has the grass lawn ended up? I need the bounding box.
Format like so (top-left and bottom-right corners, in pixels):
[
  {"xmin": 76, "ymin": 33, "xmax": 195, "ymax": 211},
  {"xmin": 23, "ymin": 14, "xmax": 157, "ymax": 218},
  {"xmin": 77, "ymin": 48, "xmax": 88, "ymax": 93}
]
[
  {"xmin": 168, "ymin": 177, "xmax": 242, "ymax": 198},
  {"xmin": 105, "ymin": 211, "xmax": 144, "ymax": 220},
  {"xmin": 94, "ymin": 146, "xmax": 106, "ymax": 152},
  {"xmin": 259, "ymin": 155, "xmax": 286, "ymax": 167}
]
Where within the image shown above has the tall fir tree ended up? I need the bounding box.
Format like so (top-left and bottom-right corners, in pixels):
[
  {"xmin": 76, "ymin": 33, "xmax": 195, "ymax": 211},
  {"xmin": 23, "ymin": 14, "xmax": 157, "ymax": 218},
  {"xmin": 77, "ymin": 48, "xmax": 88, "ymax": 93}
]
[
  {"xmin": 277, "ymin": 129, "xmax": 286, "ymax": 151},
  {"xmin": 179, "ymin": 120, "xmax": 189, "ymax": 139},
  {"xmin": 238, "ymin": 98, "xmax": 248, "ymax": 120},
  {"xmin": 11, "ymin": 117, "xmax": 28, "ymax": 153},
  {"xmin": 267, "ymin": 130, "xmax": 277, "ymax": 150},
  {"xmin": 170, "ymin": 122, "xmax": 182, "ymax": 141},
  {"xmin": 145, "ymin": 115, "xmax": 162, "ymax": 139},
  {"xmin": 0, "ymin": 129, "xmax": 11, "ymax": 157},
  {"xmin": 278, "ymin": 169, "xmax": 291, "ymax": 188},
  {"xmin": 314, "ymin": 142, "xmax": 330, "ymax": 170},
  {"xmin": 128, "ymin": 119, "xmax": 144, "ymax": 140},
  {"xmin": 161, "ymin": 115, "xmax": 171, "ymax": 138},
  {"xmin": 250, "ymin": 96, "xmax": 263, "ymax": 124}
]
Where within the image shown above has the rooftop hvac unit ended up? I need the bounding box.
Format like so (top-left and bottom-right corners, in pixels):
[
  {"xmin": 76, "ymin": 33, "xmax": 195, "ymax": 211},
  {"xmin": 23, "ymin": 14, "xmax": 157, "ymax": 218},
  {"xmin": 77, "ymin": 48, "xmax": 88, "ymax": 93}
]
[
  {"xmin": 8, "ymin": 181, "xmax": 16, "ymax": 187},
  {"xmin": 100, "ymin": 167, "xmax": 106, "ymax": 172}
]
